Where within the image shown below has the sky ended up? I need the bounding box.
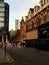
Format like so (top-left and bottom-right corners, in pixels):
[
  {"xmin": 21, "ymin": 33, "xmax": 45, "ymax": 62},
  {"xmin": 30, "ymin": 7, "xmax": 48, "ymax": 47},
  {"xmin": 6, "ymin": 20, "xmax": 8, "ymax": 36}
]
[{"xmin": 5, "ymin": 0, "xmax": 40, "ymax": 31}]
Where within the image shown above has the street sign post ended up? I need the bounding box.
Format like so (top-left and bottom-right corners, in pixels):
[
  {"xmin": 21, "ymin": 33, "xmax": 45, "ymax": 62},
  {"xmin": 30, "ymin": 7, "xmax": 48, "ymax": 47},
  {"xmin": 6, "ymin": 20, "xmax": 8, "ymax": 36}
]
[{"xmin": 2, "ymin": 27, "xmax": 7, "ymax": 56}]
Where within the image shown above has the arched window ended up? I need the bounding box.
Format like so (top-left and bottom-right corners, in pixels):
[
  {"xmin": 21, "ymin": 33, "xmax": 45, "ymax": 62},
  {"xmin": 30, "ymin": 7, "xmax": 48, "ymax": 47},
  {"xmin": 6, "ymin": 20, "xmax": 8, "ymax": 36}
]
[
  {"xmin": 48, "ymin": 0, "xmax": 49, "ymax": 2},
  {"xmin": 32, "ymin": 21, "xmax": 34, "ymax": 27},
  {"xmin": 41, "ymin": 14, "xmax": 44, "ymax": 24},
  {"xmin": 43, "ymin": 0, "xmax": 45, "ymax": 4},
  {"xmin": 46, "ymin": 0, "xmax": 48, "ymax": 3},
  {"xmin": 26, "ymin": 24, "xmax": 28, "ymax": 31},
  {"xmin": 47, "ymin": 10, "xmax": 49, "ymax": 22},
  {"xmin": 35, "ymin": 19, "xmax": 38, "ymax": 25},
  {"xmin": 29, "ymin": 21, "xmax": 32, "ymax": 29},
  {"xmin": 42, "ymin": 0, "xmax": 47, "ymax": 5}
]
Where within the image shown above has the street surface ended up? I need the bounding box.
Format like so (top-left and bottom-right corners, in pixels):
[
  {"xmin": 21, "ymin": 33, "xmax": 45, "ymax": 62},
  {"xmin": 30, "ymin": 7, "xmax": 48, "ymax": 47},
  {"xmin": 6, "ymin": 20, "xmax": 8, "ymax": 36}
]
[{"xmin": 0, "ymin": 45, "xmax": 49, "ymax": 65}]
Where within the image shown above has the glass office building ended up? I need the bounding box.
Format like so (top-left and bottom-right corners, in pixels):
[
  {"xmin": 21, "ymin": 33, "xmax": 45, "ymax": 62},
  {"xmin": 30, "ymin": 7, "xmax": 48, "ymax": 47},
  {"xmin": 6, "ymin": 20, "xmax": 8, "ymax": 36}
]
[
  {"xmin": 0, "ymin": 0, "xmax": 9, "ymax": 42},
  {"xmin": 15, "ymin": 19, "xmax": 20, "ymax": 31}
]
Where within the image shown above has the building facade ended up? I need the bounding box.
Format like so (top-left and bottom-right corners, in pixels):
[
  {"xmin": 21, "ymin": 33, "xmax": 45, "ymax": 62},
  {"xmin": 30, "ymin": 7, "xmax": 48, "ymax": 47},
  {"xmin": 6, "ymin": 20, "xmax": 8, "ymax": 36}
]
[
  {"xmin": 20, "ymin": 17, "xmax": 26, "ymax": 43},
  {"xmin": 20, "ymin": 0, "xmax": 49, "ymax": 49},
  {"xmin": 25, "ymin": 8, "xmax": 38, "ymax": 47},
  {"xmin": 9, "ymin": 29, "xmax": 21, "ymax": 44},
  {"xmin": 15, "ymin": 19, "xmax": 20, "ymax": 31},
  {"xmin": 0, "ymin": 0, "xmax": 9, "ymax": 45}
]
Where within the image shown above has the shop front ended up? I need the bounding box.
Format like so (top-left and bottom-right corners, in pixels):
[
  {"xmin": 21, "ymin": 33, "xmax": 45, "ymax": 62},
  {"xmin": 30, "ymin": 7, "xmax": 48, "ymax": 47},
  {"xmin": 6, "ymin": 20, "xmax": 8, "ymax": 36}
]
[
  {"xmin": 24, "ymin": 30, "xmax": 38, "ymax": 48},
  {"xmin": 37, "ymin": 22, "xmax": 49, "ymax": 50}
]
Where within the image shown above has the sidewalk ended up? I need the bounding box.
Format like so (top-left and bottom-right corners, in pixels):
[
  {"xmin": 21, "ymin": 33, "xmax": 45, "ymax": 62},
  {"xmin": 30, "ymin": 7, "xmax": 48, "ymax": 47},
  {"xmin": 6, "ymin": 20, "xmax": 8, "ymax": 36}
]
[
  {"xmin": 40, "ymin": 50, "xmax": 49, "ymax": 55},
  {"xmin": 0, "ymin": 48, "xmax": 14, "ymax": 63},
  {"xmin": 32, "ymin": 48, "xmax": 49, "ymax": 56}
]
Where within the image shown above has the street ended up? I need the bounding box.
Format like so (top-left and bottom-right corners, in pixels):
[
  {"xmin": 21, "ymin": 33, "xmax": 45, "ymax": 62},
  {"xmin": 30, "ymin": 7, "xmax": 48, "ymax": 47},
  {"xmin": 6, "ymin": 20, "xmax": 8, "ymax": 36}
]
[{"xmin": 1, "ymin": 45, "xmax": 49, "ymax": 65}]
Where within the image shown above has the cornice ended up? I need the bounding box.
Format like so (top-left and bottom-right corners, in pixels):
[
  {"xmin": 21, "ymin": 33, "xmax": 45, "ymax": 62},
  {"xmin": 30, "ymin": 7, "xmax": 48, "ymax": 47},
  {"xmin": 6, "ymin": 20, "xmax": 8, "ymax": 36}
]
[{"xmin": 26, "ymin": 3, "xmax": 49, "ymax": 22}]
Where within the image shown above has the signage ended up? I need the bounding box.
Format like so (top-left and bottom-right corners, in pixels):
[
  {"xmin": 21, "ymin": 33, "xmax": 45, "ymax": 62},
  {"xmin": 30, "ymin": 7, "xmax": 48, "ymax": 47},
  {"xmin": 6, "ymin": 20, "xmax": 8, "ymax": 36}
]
[{"xmin": 2, "ymin": 27, "xmax": 7, "ymax": 34}]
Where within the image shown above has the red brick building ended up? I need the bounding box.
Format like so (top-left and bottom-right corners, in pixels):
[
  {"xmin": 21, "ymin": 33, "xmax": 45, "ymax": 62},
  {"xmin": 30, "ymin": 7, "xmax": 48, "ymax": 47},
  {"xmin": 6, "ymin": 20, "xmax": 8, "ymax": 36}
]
[
  {"xmin": 20, "ymin": 0, "xmax": 49, "ymax": 49},
  {"xmin": 20, "ymin": 17, "xmax": 26, "ymax": 43}
]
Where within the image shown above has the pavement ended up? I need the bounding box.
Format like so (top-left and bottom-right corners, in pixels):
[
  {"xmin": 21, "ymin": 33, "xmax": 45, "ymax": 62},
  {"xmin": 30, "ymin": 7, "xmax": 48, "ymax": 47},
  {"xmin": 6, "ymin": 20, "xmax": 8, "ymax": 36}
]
[
  {"xmin": 0, "ymin": 44, "xmax": 49, "ymax": 65},
  {"xmin": 33, "ymin": 48, "xmax": 49, "ymax": 56},
  {"xmin": 0, "ymin": 48, "xmax": 14, "ymax": 63},
  {"xmin": 7, "ymin": 47, "xmax": 49, "ymax": 65}
]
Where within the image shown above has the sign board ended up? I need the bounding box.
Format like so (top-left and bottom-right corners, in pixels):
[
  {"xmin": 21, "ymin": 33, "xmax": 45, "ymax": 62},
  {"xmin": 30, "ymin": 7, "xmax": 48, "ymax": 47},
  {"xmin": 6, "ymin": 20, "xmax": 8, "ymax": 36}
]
[{"xmin": 2, "ymin": 27, "xmax": 7, "ymax": 34}]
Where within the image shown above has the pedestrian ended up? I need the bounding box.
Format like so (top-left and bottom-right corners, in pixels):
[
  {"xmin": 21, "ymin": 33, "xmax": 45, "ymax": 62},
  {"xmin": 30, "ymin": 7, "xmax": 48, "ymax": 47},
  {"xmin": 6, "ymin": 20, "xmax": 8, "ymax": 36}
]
[
  {"xmin": 13, "ymin": 43, "xmax": 15, "ymax": 47},
  {"xmin": 23, "ymin": 43, "xmax": 24, "ymax": 47}
]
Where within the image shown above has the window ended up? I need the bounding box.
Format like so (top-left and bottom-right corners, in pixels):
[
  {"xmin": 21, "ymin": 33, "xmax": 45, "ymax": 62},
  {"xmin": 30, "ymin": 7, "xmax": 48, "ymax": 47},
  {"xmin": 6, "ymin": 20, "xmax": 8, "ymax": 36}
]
[
  {"xmin": 28, "ymin": 22, "xmax": 30, "ymax": 30},
  {"xmin": 32, "ymin": 21, "xmax": 34, "ymax": 27},
  {"xmin": 44, "ymin": 0, "xmax": 46, "ymax": 4},
  {"xmin": 43, "ymin": 0, "xmax": 44, "ymax": 4},
  {"xmin": 47, "ymin": 10, "xmax": 49, "ymax": 21},
  {"xmin": 40, "ymin": 0, "xmax": 43, "ymax": 7},
  {"xmin": 0, "ymin": 0, "xmax": 4, "ymax": 2},
  {"xmin": 0, "ymin": 8, "xmax": 5, "ymax": 11},
  {"xmin": 26, "ymin": 24, "xmax": 28, "ymax": 31},
  {"xmin": 48, "ymin": 0, "xmax": 49, "ymax": 2},
  {"xmin": 0, "ymin": 13, "xmax": 4, "ymax": 16},
  {"xmin": 42, "ymin": 0, "xmax": 46, "ymax": 5},
  {"xmin": 6, "ymin": 18, "xmax": 9, "ymax": 22},
  {"xmin": 46, "ymin": 0, "xmax": 48, "ymax": 3},
  {"xmin": 29, "ymin": 21, "xmax": 32, "ymax": 29},
  {"xmin": 35, "ymin": 19, "xmax": 38, "ymax": 25},
  {"xmin": 41, "ymin": 14, "xmax": 44, "ymax": 24}
]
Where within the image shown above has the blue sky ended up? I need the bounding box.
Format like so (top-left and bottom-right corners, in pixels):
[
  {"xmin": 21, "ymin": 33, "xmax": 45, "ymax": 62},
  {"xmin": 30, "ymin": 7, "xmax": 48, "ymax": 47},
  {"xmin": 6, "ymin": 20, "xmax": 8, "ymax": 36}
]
[{"xmin": 5, "ymin": 0, "xmax": 40, "ymax": 30}]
